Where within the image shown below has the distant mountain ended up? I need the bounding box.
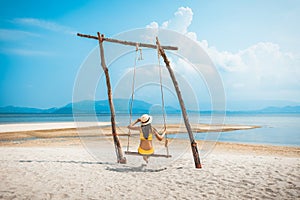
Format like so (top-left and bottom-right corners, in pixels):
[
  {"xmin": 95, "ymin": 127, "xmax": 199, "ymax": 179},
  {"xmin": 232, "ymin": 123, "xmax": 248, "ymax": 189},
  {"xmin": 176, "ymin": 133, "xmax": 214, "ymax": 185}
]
[
  {"xmin": 68, "ymin": 99, "xmax": 153, "ymax": 114},
  {"xmin": 225, "ymin": 105, "xmax": 300, "ymax": 114},
  {"xmin": 256, "ymin": 105, "xmax": 300, "ymax": 113},
  {"xmin": 0, "ymin": 99, "xmax": 180, "ymax": 114},
  {"xmin": 0, "ymin": 100, "xmax": 299, "ymax": 114},
  {"xmin": 0, "ymin": 105, "xmax": 56, "ymax": 114}
]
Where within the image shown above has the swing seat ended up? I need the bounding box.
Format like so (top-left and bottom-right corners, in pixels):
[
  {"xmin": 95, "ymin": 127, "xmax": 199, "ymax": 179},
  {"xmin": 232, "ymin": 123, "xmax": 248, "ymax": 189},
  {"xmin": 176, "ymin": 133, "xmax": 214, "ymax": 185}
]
[{"xmin": 125, "ymin": 151, "xmax": 172, "ymax": 158}]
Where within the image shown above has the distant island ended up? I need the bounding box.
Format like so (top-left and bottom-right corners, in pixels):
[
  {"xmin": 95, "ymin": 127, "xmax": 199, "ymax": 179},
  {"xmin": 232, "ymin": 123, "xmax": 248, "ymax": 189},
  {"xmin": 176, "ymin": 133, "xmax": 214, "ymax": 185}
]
[
  {"xmin": 0, "ymin": 99, "xmax": 300, "ymax": 114},
  {"xmin": 0, "ymin": 99, "xmax": 180, "ymax": 114}
]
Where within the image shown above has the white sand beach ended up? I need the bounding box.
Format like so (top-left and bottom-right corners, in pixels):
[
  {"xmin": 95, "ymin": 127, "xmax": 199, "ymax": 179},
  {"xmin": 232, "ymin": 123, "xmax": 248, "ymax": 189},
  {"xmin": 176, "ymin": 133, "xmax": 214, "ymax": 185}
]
[
  {"xmin": 0, "ymin": 122, "xmax": 111, "ymax": 133},
  {"xmin": 0, "ymin": 124, "xmax": 299, "ymax": 199}
]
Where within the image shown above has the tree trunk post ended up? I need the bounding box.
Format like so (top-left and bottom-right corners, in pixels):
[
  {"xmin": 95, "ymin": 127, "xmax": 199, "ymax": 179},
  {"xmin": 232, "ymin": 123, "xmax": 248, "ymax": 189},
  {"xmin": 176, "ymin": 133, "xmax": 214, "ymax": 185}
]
[
  {"xmin": 97, "ymin": 32, "xmax": 126, "ymax": 164},
  {"xmin": 156, "ymin": 37, "xmax": 202, "ymax": 169}
]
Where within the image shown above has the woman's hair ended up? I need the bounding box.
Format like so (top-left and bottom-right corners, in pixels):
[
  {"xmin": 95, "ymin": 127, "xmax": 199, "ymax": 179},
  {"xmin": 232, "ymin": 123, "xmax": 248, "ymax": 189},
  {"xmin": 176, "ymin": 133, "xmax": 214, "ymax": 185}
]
[{"xmin": 141, "ymin": 124, "xmax": 151, "ymax": 139}]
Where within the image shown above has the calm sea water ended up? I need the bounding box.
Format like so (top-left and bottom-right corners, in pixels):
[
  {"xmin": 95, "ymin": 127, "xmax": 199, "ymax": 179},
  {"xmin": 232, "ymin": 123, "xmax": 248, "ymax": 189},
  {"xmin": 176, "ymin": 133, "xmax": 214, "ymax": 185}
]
[{"xmin": 0, "ymin": 113, "xmax": 299, "ymax": 147}]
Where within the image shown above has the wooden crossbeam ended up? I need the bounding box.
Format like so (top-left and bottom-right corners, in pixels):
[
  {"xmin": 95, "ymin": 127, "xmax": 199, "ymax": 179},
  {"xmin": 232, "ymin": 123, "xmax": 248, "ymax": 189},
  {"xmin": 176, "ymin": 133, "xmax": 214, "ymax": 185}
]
[{"xmin": 77, "ymin": 33, "xmax": 178, "ymax": 51}]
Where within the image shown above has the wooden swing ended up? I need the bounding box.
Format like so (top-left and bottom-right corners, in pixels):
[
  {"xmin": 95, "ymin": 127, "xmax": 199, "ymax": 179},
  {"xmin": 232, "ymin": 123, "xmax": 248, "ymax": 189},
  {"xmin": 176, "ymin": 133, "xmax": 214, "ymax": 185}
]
[
  {"xmin": 124, "ymin": 44, "xmax": 171, "ymax": 158},
  {"xmin": 77, "ymin": 32, "xmax": 201, "ymax": 168}
]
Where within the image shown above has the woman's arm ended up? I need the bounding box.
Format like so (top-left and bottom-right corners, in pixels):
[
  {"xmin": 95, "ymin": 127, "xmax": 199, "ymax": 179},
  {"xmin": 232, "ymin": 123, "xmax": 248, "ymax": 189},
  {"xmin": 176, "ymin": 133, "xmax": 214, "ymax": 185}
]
[
  {"xmin": 127, "ymin": 118, "xmax": 141, "ymax": 131},
  {"xmin": 152, "ymin": 127, "xmax": 166, "ymax": 141}
]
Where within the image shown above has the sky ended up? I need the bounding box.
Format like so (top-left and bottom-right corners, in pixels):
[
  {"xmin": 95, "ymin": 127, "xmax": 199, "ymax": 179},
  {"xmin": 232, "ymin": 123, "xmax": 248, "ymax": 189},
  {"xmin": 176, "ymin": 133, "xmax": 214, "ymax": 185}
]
[{"xmin": 0, "ymin": 0, "xmax": 299, "ymax": 110}]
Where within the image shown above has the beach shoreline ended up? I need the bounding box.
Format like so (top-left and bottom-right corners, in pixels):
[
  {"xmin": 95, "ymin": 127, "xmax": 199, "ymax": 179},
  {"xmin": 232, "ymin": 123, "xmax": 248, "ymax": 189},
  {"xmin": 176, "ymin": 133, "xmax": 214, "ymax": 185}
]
[{"xmin": 0, "ymin": 122, "xmax": 260, "ymax": 141}]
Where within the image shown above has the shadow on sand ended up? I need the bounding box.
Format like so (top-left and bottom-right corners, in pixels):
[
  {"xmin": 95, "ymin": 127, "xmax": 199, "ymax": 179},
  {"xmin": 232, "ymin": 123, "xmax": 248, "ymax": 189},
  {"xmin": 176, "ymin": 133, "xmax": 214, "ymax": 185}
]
[
  {"xmin": 105, "ymin": 164, "xmax": 167, "ymax": 173},
  {"xmin": 15, "ymin": 159, "xmax": 167, "ymax": 172}
]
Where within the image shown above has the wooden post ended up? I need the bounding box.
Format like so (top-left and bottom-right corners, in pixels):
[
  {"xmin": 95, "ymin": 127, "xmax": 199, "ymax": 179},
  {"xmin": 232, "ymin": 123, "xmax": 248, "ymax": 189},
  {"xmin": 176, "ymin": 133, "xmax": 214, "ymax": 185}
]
[
  {"xmin": 156, "ymin": 37, "xmax": 202, "ymax": 169},
  {"xmin": 97, "ymin": 32, "xmax": 126, "ymax": 164}
]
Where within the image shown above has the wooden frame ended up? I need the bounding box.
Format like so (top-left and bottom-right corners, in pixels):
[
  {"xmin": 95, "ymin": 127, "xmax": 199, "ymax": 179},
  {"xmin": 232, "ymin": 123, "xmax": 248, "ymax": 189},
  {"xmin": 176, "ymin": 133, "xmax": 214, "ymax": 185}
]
[{"xmin": 77, "ymin": 32, "xmax": 202, "ymax": 168}]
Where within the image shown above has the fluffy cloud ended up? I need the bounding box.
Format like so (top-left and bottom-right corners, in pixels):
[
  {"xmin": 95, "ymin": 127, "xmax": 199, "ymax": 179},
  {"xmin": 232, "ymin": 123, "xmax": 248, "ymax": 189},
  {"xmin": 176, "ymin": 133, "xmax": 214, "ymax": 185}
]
[
  {"xmin": 199, "ymin": 40, "xmax": 300, "ymax": 100},
  {"xmin": 147, "ymin": 7, "xmax": 197, "ymax": 40},
  {"xmin": 147, "ymin": 7, "xmax": 300, "ymax": 103},
  {"xmin": 162, "ymin": 7, "xmax": 193, "ymax": 34},
  {"xmin": 146, "ymin": 22, "xmax": 159, "ymax": 29}
]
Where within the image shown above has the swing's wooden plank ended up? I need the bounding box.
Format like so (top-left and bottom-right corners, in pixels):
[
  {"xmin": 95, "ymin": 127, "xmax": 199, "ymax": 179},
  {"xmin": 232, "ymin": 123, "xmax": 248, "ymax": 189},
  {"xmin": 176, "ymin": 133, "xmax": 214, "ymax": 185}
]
[
  {"xmin": 125, "ymin": 151, "xmax": 172, "ymax": 158},
  {"xmin": 77, "ymin": 33, "xmax": 178, "ymax": 51}
]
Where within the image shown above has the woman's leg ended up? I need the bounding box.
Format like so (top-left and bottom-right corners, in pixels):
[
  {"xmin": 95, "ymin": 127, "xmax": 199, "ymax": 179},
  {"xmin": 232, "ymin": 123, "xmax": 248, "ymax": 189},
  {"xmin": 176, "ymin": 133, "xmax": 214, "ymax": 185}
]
[{"xmin": 143, "ymin": 156, "xmax": 149, "ymax": 163}]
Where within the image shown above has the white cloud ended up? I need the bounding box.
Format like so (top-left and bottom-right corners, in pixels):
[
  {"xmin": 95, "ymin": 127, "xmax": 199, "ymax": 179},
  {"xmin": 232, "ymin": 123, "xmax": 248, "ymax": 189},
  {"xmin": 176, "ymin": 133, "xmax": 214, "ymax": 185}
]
[
  {"xmin": 164, "ymin": 7, "xmax": 193, "ymax": 34},
  {"xmin": 147, "ymin": 6, "xmax": 300, "ymax": 102},
  {"xmin": 13, "ymin": 18, "xmax": 77, "ymax": 35},
  {"xmin": 146, "ymin": 22, "xmax": 159, "ymax": 29},
  {"xmin": 146, "ymin": 7, "xmax": 197, "ymax": 40},
  {"xmin": 199, "ymin": 40, "xmax": 300, "ymax": 101},
  {"xmin": 198, "ymin": 40, "xmax": 246, "ymax": 72}
]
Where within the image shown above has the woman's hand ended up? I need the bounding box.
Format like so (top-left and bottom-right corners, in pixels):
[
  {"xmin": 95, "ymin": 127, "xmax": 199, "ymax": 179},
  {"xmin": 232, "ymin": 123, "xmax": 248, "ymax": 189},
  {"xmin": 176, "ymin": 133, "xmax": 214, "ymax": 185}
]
[
  {"xmin": 153, "ymin": 127, "xmax": 166, "ymax": 141},
  {"xmin": 132, "ymin": 118, "xmax": 141, "ymax": 125}
]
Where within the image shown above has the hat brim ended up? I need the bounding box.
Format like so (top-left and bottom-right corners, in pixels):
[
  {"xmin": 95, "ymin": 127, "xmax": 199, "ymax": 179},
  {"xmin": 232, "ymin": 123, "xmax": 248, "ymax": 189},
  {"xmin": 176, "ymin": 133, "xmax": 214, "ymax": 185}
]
[{"xmin": 141, "ymin": 116, "xmax": 152, "ymax": 125}]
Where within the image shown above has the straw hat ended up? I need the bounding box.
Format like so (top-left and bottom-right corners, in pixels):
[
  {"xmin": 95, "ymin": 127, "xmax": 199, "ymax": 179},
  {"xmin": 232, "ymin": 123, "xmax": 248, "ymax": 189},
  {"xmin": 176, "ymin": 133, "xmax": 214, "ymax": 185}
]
[{"xmin": 140, "ymin": 114, "xmax": 152, "ymax": 125}]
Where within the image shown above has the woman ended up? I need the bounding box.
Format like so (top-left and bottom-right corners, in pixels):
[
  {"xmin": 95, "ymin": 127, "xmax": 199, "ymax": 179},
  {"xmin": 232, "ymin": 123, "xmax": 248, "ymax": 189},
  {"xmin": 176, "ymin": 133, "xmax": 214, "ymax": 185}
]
[{"xmin": 127, "ymin": 114, "xmax": 166, "ymax": 163}]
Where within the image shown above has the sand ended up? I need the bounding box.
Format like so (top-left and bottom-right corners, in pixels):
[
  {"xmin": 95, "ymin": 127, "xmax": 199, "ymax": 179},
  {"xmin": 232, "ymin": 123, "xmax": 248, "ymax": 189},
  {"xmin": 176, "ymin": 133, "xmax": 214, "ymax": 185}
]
[
  {"xmin": 0, "ymin": 122, "xmax": 111, "ymax": 133},
  {"xmin": 0, "ymin": 124, "xmax": 299, "ymax": 199}
]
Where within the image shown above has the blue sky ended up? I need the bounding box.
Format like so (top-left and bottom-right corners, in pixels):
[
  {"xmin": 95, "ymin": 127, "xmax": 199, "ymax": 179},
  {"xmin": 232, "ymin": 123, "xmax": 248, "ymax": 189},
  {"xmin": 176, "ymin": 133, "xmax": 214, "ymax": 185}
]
[{"xmin": 0, "ymin": 0, "xmax": 299, "ymax": 110}]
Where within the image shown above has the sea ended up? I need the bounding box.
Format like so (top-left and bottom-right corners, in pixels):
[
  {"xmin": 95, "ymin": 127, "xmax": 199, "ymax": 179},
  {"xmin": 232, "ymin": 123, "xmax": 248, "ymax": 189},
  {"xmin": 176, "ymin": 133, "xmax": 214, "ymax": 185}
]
[{"xmin": 0, "ymin": 113, "xmax": 299, "ymax": 147}]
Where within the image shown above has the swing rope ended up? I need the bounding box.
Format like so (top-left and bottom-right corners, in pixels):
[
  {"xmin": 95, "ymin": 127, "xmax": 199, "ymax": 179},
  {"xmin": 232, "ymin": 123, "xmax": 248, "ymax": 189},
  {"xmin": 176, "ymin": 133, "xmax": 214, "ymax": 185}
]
[
  {"xmin": 157, "ymin": 45, "xmax": 169, "ymax": 156},
  {"xmin": 127, "ymin": 44, "xmax": 139, "ymax": 151}
]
